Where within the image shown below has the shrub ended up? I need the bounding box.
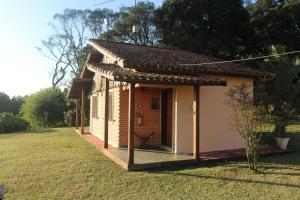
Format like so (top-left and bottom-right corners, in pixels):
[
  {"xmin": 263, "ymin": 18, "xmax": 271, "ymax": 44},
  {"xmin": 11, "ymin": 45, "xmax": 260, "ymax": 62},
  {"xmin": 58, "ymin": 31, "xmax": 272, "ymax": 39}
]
[
  {"xmin": 0, "ymin": 113, "xmax": 28, "ymax": 133},
  {"xmin": 21, "ymin": 88, "xmax": 66, "ymax": 128},
  {"xmin": 226, "ymin": 84, "xmax": 271, "ymax": 171}
]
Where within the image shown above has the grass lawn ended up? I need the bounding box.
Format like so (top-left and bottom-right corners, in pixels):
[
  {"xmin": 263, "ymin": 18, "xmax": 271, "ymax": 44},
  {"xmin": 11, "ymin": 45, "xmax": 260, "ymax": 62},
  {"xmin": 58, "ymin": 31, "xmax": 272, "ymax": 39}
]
[{"xmin": 0, "ymin": 127, "xmax": 299, "ymax": 200}]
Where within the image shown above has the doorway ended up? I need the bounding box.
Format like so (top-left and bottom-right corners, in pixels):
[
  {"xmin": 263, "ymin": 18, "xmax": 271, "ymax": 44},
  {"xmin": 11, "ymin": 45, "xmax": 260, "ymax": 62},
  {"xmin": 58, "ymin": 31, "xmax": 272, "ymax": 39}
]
[{"xmin": 161, "ymin": 89, "xmax": 173, "ymax": 149}]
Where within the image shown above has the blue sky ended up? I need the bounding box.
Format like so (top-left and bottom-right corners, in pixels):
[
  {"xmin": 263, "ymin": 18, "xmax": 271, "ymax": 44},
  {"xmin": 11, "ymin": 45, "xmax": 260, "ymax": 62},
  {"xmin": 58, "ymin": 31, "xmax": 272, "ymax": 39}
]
[{"xmin": 0, "ymin": 0, "xmax": 163, "ymax": 97}]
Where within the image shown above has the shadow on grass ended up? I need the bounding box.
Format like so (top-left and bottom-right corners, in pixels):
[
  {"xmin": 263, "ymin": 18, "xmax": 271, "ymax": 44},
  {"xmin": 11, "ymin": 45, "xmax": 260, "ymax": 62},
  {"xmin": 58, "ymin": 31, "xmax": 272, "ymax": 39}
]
[
  {"xmin": 160, "ymin": 172, "xmax": 300, "ymax": 189},
  {"xmin": 236, "ymin": 162, "xmax": 300, "ymax": 171},
  {"xmin": 146, "ymin": 134, "xmax": 300, "ymax": 189},
  {"xmin": 144, "ymin": 149, "xmax": 296, "ymax": 173},
  {"xmin": 0, "ymin": 128, "xmax": 58, "ymax": 135},
  {"xmin": 261, "ymin": 171, "xmax": 300, "ymax": 176},
  {"xmin": 146, "ymin": 131, "xmax": 300, "ymax": 184},
  {"xmin": 256, "ymin": 165, "xmax": 300, "ymax": 171},
  {"xmin": 260, "ymin": 154, "xmax": 300, "ymax": 166},
  {"xmin": 144, "ymin": 160, "xmax": 242, "ymax": 173}
]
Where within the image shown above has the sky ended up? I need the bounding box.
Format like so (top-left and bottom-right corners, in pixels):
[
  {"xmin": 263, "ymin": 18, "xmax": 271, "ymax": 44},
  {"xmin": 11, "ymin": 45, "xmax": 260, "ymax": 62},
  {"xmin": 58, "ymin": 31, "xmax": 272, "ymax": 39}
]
[{"xmin": 0, "ymin": 0, "xmax": 163, "ymax": 97}]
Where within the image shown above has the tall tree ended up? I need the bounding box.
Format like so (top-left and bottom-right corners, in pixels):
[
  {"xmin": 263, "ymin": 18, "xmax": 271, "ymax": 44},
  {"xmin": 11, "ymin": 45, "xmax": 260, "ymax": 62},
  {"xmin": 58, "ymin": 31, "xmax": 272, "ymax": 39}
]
[
  {"xmin": 88, "ymin": 8, "xmax": 116, "ymax": 39},
  {"xmin": 249, "ymin": 0, "xmax": 300, "ymax": 54},
  {"xmin": 0, "ymin": 92, "xmax": 11, "ymax": 113},
  {"xmin": 258, "ymin": 57, "xmax": 300, "ymax": 137},
  {"xmin": 155, "ymin": 0, "xmax": 256, "ymax": 59},
  {"xmin": 110, "ymin": 1, "xmax": 159, "ymax": 46},
  {"xmin": 38, "ymin": 9, "xmax": 115, "ymax": 87}
]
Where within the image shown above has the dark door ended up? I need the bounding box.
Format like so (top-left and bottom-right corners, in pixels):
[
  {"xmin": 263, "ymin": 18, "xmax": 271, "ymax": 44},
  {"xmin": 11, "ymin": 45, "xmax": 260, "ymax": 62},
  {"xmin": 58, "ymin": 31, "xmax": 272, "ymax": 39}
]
[{"xmin": 161, "ymin": 89, "xmax": 173, "ymax": 148}]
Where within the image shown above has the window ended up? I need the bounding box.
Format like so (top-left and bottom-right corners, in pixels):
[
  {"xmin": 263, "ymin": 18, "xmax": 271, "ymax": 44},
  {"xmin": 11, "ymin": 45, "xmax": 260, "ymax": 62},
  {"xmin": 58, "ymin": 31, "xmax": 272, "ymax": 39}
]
[
  {"xmin": 92, "ymin": 96, "xmax": 98, "ymax": 119},
  {"xmin": 108, "ymin": 92, "xmax": 113, "ymax": 122}
]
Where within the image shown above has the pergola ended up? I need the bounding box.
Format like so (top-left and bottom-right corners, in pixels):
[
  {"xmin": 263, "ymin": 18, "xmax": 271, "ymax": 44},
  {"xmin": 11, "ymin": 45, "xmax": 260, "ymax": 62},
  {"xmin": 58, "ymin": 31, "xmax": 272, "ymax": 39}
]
[
  {"xmin": 68, "ymin": 78, "xmax": 92, "ymax": 135},
  {"xmin": 68, "ymin": 63, "xmax": 227, "ymax": 166}
]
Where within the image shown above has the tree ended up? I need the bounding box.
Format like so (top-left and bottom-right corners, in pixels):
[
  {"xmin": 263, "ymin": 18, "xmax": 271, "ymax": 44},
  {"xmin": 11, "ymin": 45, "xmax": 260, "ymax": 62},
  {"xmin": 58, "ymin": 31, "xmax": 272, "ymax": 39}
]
[
  {"xmin": 0, "ymin": 93, "xmax": 25, "ymax": 115},
  {"xmin": 248, "ymin": 0, "xmax": 300, "ymax": 54},
  {"xmin": 258, "ymin": 57, "xmax": 300, "ymax": 137},
  {"xmin": 155, "ymin": 0, "xmax": 256, "ymax": 59},
  {"xmin": 38, "ymin": 9, "xmax": 115, "ymax": 87},
  {"xmin": 10, "ymin": 96, "xmax": 25, "ymax": 115},
  {"xmin": 226, "ymin": 84, "xmax": 269, "ymax": 171},
  {"xmin": 89, "ymin": 8, "xmax": 117, "ymax": 39},
  {"xmin": 110, "ymin": 1, "xmax": 159, "ymax": 46},
  {"xmin": 0, "ymin": 92, "xmax": 11, "ymax": 113},
  {"xmin": 21, "ymin": 88, "xmax": 66, "ymax": 128}
]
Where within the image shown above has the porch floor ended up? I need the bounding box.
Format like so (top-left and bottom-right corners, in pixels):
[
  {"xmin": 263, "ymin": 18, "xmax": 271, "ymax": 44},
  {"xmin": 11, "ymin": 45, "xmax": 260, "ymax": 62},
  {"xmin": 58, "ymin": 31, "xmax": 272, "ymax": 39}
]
[
  {"xmin": 79, "ymin": 131, "xmax": 289, "ymax": 171},
  {"xmin": 75, "ymin": 127, "xmax": 90, "ymax": 134},
  {"xmin": 107, "ymin": 148, "xmax": 194, "ymax": 164}
]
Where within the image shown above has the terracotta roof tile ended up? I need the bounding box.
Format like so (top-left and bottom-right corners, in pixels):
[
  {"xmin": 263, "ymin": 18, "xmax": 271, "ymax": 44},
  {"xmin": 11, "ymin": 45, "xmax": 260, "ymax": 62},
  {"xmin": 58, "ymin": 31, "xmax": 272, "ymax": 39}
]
[
  {"xmin": 89, "ymin": 39, "xmax": 274, "ymax": 79},
  {"xmin": 87, "ymin": 63, "xmax": 227, "ymax": 86}
]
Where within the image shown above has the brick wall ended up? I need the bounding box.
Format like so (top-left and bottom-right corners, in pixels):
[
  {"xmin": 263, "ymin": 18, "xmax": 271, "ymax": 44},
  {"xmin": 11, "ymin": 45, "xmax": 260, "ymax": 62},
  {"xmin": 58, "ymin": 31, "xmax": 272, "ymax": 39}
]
[{"xmin": 119, "ymin": 87, "xmax": 161, "ymax": 147}]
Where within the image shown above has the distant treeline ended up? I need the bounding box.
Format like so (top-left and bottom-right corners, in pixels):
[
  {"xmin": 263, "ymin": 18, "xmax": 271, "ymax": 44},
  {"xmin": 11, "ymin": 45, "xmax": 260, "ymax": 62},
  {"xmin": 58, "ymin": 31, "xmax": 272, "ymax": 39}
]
[
  {"xmin": 0, "ymin": 92, "xmax": 25, "ymax": 115},
  {"xmin": 0, "ymin": 88, "xmax": 75, "ymax": 133}
]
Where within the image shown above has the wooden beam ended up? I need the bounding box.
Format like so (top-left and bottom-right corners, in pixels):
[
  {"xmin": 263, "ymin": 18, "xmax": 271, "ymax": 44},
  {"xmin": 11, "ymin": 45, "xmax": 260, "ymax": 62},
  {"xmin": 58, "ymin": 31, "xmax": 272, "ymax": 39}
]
[
  {"xmin": 76, "ymin": 99, "xmax": 79, "ymax": 129},
  {"xmin": 193, "ymin": 85, "xmax": 200, "ymax": 159},
  {"xmin": 128, "ymin": 83, "xmax": 136, "ymax": 165},
  {"xmin": 104, "ymin": 78, "xmax": 109, "ymax": 149},
  {"xmin": 87, "ymin": 65, "xmax": 115, "ymax": 80},
  {"xmin": 81, "ymin": 88, "xmax": 86, "ymax": 134}
]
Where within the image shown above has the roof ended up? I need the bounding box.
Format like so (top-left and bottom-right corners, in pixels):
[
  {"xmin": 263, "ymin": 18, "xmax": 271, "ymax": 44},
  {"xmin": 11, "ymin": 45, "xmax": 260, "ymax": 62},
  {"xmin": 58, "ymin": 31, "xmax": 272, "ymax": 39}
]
[
  {"xmin": 89, "ymin": 39, "xmax": 275, "ymax": 79},
  {"xmin": 67, "ymin": 78, "xmax": 92, "ymax": 99},
  {"xmin": 87, "ymin": 63, "xmax": 227, "ymax": 86}
]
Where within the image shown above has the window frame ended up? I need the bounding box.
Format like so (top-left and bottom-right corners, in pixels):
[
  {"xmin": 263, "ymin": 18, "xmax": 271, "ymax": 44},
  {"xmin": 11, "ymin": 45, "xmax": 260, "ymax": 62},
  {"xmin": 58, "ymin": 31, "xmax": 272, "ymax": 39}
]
[
  {"xmin": 92, "ymin": 95, "xmax": 99, "ymax": 119},
  {"xmin": 108, "ymin": 91, "xmax": 114, "ymax": 122}
]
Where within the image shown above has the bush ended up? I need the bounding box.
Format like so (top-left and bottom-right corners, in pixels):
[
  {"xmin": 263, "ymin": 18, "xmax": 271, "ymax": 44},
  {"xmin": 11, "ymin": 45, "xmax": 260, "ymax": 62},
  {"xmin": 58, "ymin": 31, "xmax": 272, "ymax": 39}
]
[
  {"xmin": 225, "ymin": 84, "xmax": 271, "ymax": 171},
  {"xmin": 0, "ymin": 113, "xmax": 28, "ymax": 133},
  {"xmin": 21, "ymin": 88, "xmax": 66, "ymax": 128}
]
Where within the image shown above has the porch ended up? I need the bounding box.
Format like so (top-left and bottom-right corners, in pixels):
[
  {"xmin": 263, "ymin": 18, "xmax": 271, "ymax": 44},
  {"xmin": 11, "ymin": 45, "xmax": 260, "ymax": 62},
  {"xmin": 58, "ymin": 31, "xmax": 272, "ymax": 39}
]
[
  {"xmin": 70, "ymin": 80, "xmax": 209, "ymax": 167},
  {"xmin": 81, "ymin": 132, "xmax": 286, "ymax": 171}
]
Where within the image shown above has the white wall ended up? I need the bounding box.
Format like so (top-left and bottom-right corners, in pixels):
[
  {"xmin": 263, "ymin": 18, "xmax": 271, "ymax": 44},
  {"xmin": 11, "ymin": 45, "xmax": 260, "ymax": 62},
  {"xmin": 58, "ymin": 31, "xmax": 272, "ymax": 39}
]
[
  {"xmin": 174, "ymin": 86, "xmax": 194, "ymax": 154},
  {"xmin": 175, "ymin": 77, "xmax": 253, "ymax": 154},
  {"xmin": 90, "ymin": 92, "xmax": 105, "ymax": 142},
  {"xmin": 89, "ymin": 86, "xmax": 120, "ymax": 148},
  {"xmin": 108, "ymin": 87, "xmax": 120, "ymax": 147}
]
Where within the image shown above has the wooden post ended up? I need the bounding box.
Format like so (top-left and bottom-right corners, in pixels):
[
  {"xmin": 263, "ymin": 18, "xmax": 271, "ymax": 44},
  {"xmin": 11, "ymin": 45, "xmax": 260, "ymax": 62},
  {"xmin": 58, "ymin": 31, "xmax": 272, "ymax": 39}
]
[
  {"xmin": 104, "ymin": 78, "xmax": 109, "ymax": 149},
  {"xmin": 193, "ymin": 85, "xmax": 200, "ymax": 159},
  {"xmin": 81, "ymin": 88, "xmax": 85, "ymax": 134},
  {"xmin": 75, "ymin": 99, "xmax": 79, "ymax": 129},
  {"xmin": 128, "ymin": 83, "xmax": 135, "ymax": 165}
]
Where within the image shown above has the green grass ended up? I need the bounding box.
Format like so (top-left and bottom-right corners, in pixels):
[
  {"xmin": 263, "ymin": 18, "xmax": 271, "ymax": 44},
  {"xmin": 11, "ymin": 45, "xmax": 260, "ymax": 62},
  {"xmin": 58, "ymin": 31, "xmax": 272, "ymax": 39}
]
[{"xmin": 0, "ymin": 127, "xmax": 299, "ymax": 200}]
